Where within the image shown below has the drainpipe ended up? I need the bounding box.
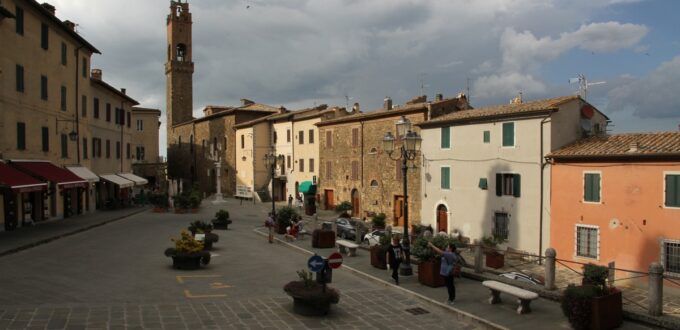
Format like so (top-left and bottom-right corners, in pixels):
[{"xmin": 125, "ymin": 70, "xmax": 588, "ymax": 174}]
[
  {"xmin": 539, "ymin": 114, "xmax": 552, "ymax": 264},
  {"xmin": 360, "ymin": 121, "xmax": 364, "ymax": 187},
  {"xmin": 120, "ymin": 99, "xmax": 125, "ymax": 173},
  {"xmin": 291, "ymin": 120, "xmax": 295, "ymax": 197},
  {"xmin": 74, "ymin": 45, "xmax": 85, "ymax": 164}
]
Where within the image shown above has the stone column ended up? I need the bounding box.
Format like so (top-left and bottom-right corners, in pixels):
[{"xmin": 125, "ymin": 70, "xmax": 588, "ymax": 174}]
[
  {"xmin": 212, "ymin": 161, "xmax": 224, "ymax": 204},
  {"xmin": 648, "ymin": 262, "xmax": 664, "ymax": 316},
  {"xmin": 545, "ymin": 248, "xmax": 556, "ymax": 290},
  {"xmin": 474, "ymin": 239, "xmax": 483, "ymax": 273}
]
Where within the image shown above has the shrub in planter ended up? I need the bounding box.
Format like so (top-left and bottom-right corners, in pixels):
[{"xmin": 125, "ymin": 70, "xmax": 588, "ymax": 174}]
[
  {"xmin": 562, "ymin": 264, "xmax": 622, "ymax": 330},
  {"xmin": 371, "ymin": 213, "xmax": 386, "ymax": 229},
  {"xmin": 411, "ymin": 235, "xmax": 466, "ymax": 287},
  {"xmin": 562, "ymin": 284, "xmax": 598, "ymax": 330},
  {"xmin": 174, "ymin": 193, "xmax": 191, "ymax": 210},
  {"xmin": 334, "ymin": 201, "xmax": 352, "ymax": 214},
  {"xmin": 276, "ymin": 206, "xmax": 298, "ymax": 234},
  {"xmin": 164, "ymin": 231, "xmax": 210, "ymax": 269},
  {"xmin": 284, "ymin": 269, "xmax": 340, "ymax": 316},
  {"xmin": 212, "ymin": 209, "xmax": 232, "ymax": 230},
  {"xmin": 188, "ymin": 220, "xmax": 213, "ymax": 235},
  {"xmin": 150, "ymin": 193, "xmax": 169, "ymax": 211},
  {"xmin": 189, "ymin": 191, "xmax": 202, "ymax": 209},
  {"xmin": 481, "ymin": 235, "xmax": 505, "ymax": 269}
]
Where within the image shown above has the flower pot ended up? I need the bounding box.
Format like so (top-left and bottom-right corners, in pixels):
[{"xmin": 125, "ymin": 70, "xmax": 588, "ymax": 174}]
[
  {"xmin": 293, "ymin": 297, "xmax": 330, "ymax": 316},
  {"xmin": 190, "ymin": 208, "xmax": 199, "ymax": 213},
  {"xmin": 284, "ymin": 281, "xmax": 339, "ymax": 317},
  {"xmin": 312, "ymin": 230, "xmax": 335, "ymax": 248},
  {"xmin": 591, "ymin": 290, "xmax": 622, "ymax": 330},
  {"xmin": 276, "ymin": 224, "xmax": 288, "ymax": 235},
  {"xmin": 212, "ymin": 220, "xmax": 231, "ymax": 230},
  {"xmin": 485, "ymin": 251, "xmax": 504, "ymax": 269},
  {"xmin": 152, "ymin": 207, "xmax": 166, "ymax": 213},
  {"xmin": 418, "ymin": 259, "xmax": 445, "ymax": 287},
  {"xmin": 370, "ymin": 245, "xmax": 387, "ymax": 269},
  {"xmin": 171, "ymin": 255, "xmax": 202, "ymax": 270},
  {"xmin": 174, "ymin": 208, "xmax": 186, "ymax": 214}
]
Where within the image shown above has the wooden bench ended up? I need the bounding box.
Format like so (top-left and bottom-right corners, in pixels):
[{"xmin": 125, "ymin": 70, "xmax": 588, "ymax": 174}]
[
  {"xmin": 336, "ymin": 239, "xmax": 359, "ymax": 257},
  {"xmin": 482, "ymin": 280, "xmax": 539, "ymax": 314}
]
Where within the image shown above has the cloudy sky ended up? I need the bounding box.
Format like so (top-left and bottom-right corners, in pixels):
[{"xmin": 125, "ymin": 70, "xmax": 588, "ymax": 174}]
[{"xmin": 50, "ymin": 0, "xmax": 680, "ymax": 156}]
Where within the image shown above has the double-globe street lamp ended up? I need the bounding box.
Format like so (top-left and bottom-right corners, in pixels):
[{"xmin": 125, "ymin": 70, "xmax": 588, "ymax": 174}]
[
  {"xmin": 382, "ymin": 116, "xmax": 422, "ymax": 276},
  {"xmin": 264, "ymin": 152, "xmax": 285, "ymax": 218}
]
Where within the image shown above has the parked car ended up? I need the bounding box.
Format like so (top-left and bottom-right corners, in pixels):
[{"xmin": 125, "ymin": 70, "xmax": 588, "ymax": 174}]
[
  {"xmin": 363, "ymin": 230, "xmax": 385, "ymax": 246},
  {"xmin": 498, "ymin": 271, "xmax": 543, "ymax": 285},
  {"xmin": 322, "ymin": 218, "xmax": 359, "ymax": 240}
]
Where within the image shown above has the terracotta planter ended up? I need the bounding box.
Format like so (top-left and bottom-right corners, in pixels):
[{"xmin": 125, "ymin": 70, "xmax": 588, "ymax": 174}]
[
  {"xmin": 190, "ymin": 208, "xmax": 199, "ymax": 213},
  {"xmin": 212, "ymin": 220, "xmax": 231, "ymax": 230},
  {"xmin": 171, "ymin": 255, "xmax": 202, "ymax": 270},
  {"xmin": 418, "ymin": 259, "xmax": 445, "ymax": 287},
  {"xmin": 152, "ymin": 207, "xmax": 166, "ymax": 213},
  {"xmin": 591, "ymin": 290, "xmax": 622, "ymax": 330},
  {"xmin": 312, "ymin": 230, "xmax": 336, "ymax": 248},
  {"xmin": 370, "ymin": 245, "xmax": 387, "ymax": 269},
  {"xmin": 485, "ymin": 251, "xmax": 504, "ymax": 269},
  {"xmin": 174, "ymin": 208, "xmax": 186, "ymax": 214}
]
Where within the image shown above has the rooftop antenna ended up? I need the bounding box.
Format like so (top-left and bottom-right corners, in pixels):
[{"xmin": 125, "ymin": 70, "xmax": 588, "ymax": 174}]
[
  {"xmin": 569, "ymin": 74, "xmax": 605, "ymax": 101},
  {"xmin": 419, "ymin": 73, "xmax": 428, "ymax": 96},
  {"xmin": 344, "ymin": 94, "xmax": 353, "ymax": 109},
  {"xmin": 466, "ymin": 77, "xmax": 471, "ymax": 104}
]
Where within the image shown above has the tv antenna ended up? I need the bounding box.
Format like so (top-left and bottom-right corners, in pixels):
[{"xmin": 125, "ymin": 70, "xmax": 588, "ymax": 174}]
[
  {"xmin": 419, "ymin": 73, "xmax": 429, "ymax": 96},
  {"xmin": 344, "ymin": 94, "xmax": 353, "ymax": 109},
  {"xmin": 569, "ymin": 74, "xmax": 605, "ymax": 101}
]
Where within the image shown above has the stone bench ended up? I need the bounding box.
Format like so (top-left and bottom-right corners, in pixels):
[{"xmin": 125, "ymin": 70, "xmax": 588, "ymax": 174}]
[
  {"xmin": 336, "ymin": 239, "xmax": 359, "ymax": 257},
  {"xmin": 482, "ymin": 280, "xmax": 539, "ymax": 314}
]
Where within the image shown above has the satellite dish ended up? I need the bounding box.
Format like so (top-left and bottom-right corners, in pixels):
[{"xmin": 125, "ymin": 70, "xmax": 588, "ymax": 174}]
[{"xmin": 580, "ymin": 118, "xmax": 592, "ymax": 132}]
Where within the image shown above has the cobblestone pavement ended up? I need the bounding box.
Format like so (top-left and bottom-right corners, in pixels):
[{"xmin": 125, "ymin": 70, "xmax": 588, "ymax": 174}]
[{"xmin": 0, "ymin": 289, "xmax": 477, "ymax": 330}]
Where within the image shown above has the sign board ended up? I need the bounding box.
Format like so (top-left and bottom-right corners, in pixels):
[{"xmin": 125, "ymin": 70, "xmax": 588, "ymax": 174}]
[
  {"xmin": 235, "ymin": 185, "xmax": 253, "ymax": 198},
  {"xmin": 307, "ymin": 255, "xmax": 325, "ymax": 273},
  {"xmin": 328, "ymin": 252, "xmax": 343, "ymax": 269},
  {"xmin": 194, "ymin": 233, "xmax": 206, "ymax": 242}
]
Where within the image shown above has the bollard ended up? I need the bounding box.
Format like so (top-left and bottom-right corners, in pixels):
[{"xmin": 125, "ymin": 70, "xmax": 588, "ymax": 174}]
[
  {"xmin": 648, "ymin": 262, "xmax": 664, "ymax": 316},
  {"xmin": 544, "ymin": 248, "xmax": 556, "ymax": 290},
  {"xmin": 313, "ymin": 213, "xmax": 318, "ymax": 230},
  {"xmin": 474, "ymin": 239, "xmax": 483, "ymax": 273}
]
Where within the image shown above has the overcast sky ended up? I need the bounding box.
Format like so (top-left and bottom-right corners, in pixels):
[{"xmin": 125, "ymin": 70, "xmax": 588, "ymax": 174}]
[{"xmin": 49, "ymin": 0, "xmax": 680, "ymax": 156}]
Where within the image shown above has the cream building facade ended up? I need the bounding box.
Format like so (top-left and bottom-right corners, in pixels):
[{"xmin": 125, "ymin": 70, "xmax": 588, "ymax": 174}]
[{"xmin": 417, "ymin": 95, "xmax": 608, "ymax": 255}]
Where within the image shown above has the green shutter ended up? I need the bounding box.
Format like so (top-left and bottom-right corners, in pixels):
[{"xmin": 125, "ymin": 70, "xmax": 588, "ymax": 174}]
[
  {"xmin": 441, "ymin": 167, "xmax": 450, "ymax": 189},
  {"xmin": 496, "ymin": 173, "xmax": 502, "ymax": 196},
  {"xmin": 667, "ymin": 175, "xmax": 680, "ymax": 207},
  {"xmin": 592, "ymin": 174, "xmax": 600, "ymax": 202},
  {"xmin": 478, "ymin": 178, "xmax": 488, "ymax": 190},
  {"xmin": 513, "ymin": 174, "xmax": 521, "ymax": 197},
  {"xmin": 502, "ymin": 122, "xmax": 514, "ymax": 147},
  {"xmin": 584, "ymin": 174, "xmax": 592, "ymax": 201},
  {"xmin": 441, "ymin": 127, "xmax": 450, "ymax": 148},
  {"xmin": 483, "ymin": 130, "xmax": 490, "ymax": 143},
  {"xmin": 584, "ymin": 173, "xmax": 600, "ymax": 202}
]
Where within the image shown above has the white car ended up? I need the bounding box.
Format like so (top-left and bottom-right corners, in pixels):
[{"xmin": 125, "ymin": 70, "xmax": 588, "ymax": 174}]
[
  {"xmin": 362, "ymin": 230, "xmax": 385, "ymax": 247},
  {"xmin": 499, "ymin": 272, "xmax": 543, "ymax": 285}
]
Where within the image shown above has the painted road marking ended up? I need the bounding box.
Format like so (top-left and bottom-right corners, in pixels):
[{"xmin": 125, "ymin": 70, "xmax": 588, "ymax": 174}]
[
  {"xmin": 176, "ymin": 275, "xmax": 221, "ymax": 284},
  {"xmin": 210, "ymin": 282, "xmax": 233, "ymax": 289},
  {"xmin": 183, "ymin": 290, "xmax": 226, "ymax": 299}
]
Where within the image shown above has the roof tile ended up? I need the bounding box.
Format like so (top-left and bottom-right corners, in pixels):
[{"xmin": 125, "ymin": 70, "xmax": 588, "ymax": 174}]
[{"xmin": 548, "ymin": 132, "xmax": 680, "ymax": 159}]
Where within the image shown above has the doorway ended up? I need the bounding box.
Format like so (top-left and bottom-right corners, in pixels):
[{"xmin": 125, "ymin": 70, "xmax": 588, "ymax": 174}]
[
  {"xmin": 324, "ymin": 189, "xmax": 334, "ymax": 210},
  {"xmin": 351, "ymin": 189, "xmax": 360, "ymax": 217},
  {"xmin": 393, "ymin": 195, "xmax": 404, "ymax": 226},
  {"xmin": 436, "ymin": 204, "xmax": 448, "ymax": 233}
]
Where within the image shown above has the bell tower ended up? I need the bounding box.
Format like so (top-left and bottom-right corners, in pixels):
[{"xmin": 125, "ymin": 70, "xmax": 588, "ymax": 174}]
[{"xmin": 165, "ymin": 1, "xmax": 194, "ymax": 131}]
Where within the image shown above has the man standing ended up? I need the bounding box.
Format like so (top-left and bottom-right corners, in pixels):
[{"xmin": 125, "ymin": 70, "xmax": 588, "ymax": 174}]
[
  {"xmin": 386, "ymin": 235, "xmax": 404, "ymax": 285},
  {"xmin": 265, "ymin": 212, "xmax": 275, "ymax": 243},
  {"xmin": 429, "ymin": 241, "xmax": 459, "ymax": 304}
]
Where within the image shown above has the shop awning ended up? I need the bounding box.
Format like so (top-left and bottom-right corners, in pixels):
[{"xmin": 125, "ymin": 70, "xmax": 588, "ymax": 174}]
[
  {"xmin": 10, "ymin": 160, "xmax": 87, "ymax": 189},
  {"xmin": 65, "ymin": 165, "xmax": 100, "ymax": 182},
  {"xmin": 299, "ymin": 181, "xmax": 316, "ymax": 194},
  {"xmin": 117, "ymin": 173, "xmax": 148, "ymax": 186},
  {"xmin": 99, "ymin": 174, "xmax": 134, "ymax": 189},
  {"xmin": 0, "ymin": 162, "xmax": 47, "ymax": 193}
]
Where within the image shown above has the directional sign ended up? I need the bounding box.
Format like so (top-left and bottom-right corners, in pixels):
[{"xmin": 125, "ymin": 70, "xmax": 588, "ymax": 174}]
[
  {"xmin": 308, "ymin": 255, "xmax": 325, "ymax": 273},
  {"xmin": 328, "ymin": 252, "xmax": 343, "ymax": 269}
]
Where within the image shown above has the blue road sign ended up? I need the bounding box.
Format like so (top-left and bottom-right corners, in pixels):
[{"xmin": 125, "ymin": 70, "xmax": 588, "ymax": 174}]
[{"xmin": 308, "ymin": 255, "xmax": 325, "ymax": 273}]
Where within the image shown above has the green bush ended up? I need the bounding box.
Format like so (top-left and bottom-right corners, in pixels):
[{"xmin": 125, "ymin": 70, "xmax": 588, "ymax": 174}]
[
  {"xmin": 150, "ymin": 193, "xmax": 169, "ymax": 208},
  {"xmin": 335, "ymin": 201, "xmax": 352, "ymax": 213},
  {"xmin": 214, "ymin": 209, "xmax": 230, "ymax": 222},
  {"xmin": 276, "ymin": 206, "xmax": 299, "ymax": 229},
  {"xmin": 561, "ymin": 284, "xmax": 598, "ymax": 330},
  {"xmin": 371, "ymin": 213, "xmax": 386, "ymax": 228},
  {"xmin": 188, "ymin": 220, "xmax": 213, "ymax": 233},
  {"xmin": 189, "ymin": 191, "xmax": 202, "ymax": 209},
  {"xmin": 174, "ymin": 193, "xmax": 191, "ymax": 209},
  {"xmin": 411, "ymin": 235, "xmax": 464, "ymax": 262},
  {"xmin": 583, "ymin": 263, "xmax": 609, "ymax": 290}
]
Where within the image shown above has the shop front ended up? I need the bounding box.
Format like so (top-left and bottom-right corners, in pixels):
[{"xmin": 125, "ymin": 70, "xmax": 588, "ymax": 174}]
[
  {"xmin": 0, "ymin": 162, "xmax": 48, "ymax": 231},
  {"xmin": 298, "ymin": 181, "xmax": 317, "ymax": 216},
  {"xmin": 98, "ymin": 174, "xmax": 135, "ymax": 209},
  {"xmin": 65, "ymin": 166, "xmax": 100, "ymax": 213}
]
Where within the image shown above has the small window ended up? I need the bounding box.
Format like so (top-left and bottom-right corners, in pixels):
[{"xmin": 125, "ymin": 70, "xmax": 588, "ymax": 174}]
[
  {"xmin": 496, "ymin": 173, "xmax": 520, "ymax": 197},
  {"xmin": 502, "ymin": 122, "xmax": 515, "ymax": 147},
  {"xmin": 351, "ymin": 161, "xmax": 359, "ymax": 180},
  {"xmin": 662, "ymin": 239, "xmax": 680, "ymax": 276},
  {"xmin": 298, "ymin": 131, "xmax": 304, "ymax": 144},
  {"xmin": 116, "ymin": 141, "xmax": 121, "ymax": 159},
  {"xmin": 369, "ymin": 147, "xmax": 378, "ymax": 154},
  {"xmin": 41, "ymin": 23, "xmax": 48, "ymax": 50},
  {"xmin": 440, "ymin": 167, "xmax": 450, "ymax": 190},
  {"xmin": 82, "ymin": 138, "xmax": 88, "ymax": 159},
  {"xmin": 17, "ymin": 122, "xmax": 26, "ymax": 150},
  {"xmin": 61, "ymin": 134, "xmax": 68, "ymax": 158},
  {"xmin": 441, "ymin": 126, "xmax": 450, "ymax": 149},
  {"xmin": 106, "ymin": 103, "xmax": 111, "ymax": 122},
  {"xmin": 309, "ymin": 129, "xmax": 314, "ymax": 143},
  {"xmin": 493, "ymin": 212, "xmax": 509, "ymax": 240},
  {"xmin": 273, "ymin": 131, "xmax": 277, "ymax": 144},
  {"xmin": 299, "ymin": 159, "xmax": 304, "ymax": 172},
  {"xmin": 81, "ymin": 95, "xmax": 87, "ymax": 117},
  {"xmin": 287, "ymin": 129, "xmax": 291, "ymax": 142},
  {"xmin": 127, "ymin": 112, "xmax": 131, "ymax": 128},
  {"xmin": 483, "ymin": 130, "xmax": 490, "ymax": 143},
  {"xmin": 352, "ymin": 128, "xmax": 359, "ymax": 147},
  {"xmin": 584, "ymin": 172, "xmax": 601, "ymax": 203},
  {"xmin": 576, "ymin": 225, "xmax": 599, "ymax": 259},
  {"xmin": 15, "ymin": 64, "xmax": 24, "ymax": 92},
  {"xmin": 309, "ymin": 158, "xmax": 315, "ymax": 172},
  {"xmin": 665, "ymin": 174, "xmax": 680, "ymax": 208},
  {"xmin": 61, "ymin": 43, "xmax": 67, "ymax": 65},
  {"xmin": 41, "ymin": 127, "xmax": 49, "ymax": 152},
  {"xmin": 93, "ymin": 98, "xmax": 100, "ymax": 118},
  {"xmin": 15, "ymin": 6, "xmax": 24, "ymax": 35},
  {"xmin": 325, "ymin": 161, "xmax": 332, "ymax": 179},
  {"xmin": 41, "ymin": 76, "xmax": 48, "ymax": 100},
  {"xmin": 106, "ymin": 140, "xmax": 111, "ymax": 158},
  {"xmin": 370, "ymin": 180, "xmax": 379, "ymax": 187},
  {"xmin": 126, "ymin": 143, "xmax": 131, "ymax": 159},
  {"xmin": 326, "ymin": 131, "xmax": 332, "ymax": 148},
  {"xmin": 60, "ymin": 86, "xmax": 67, "ymax": 110},
  {"xmin": 241, "ymin": 135, "xmax": 244, "ymax": 149},
  {"xmin": 82, "ymin": 57, "xmax": 87, "ymax": 78},
  {"xmin": 287, "ymin": 155, "xmax": 291, "ymax": 169},
  {"xmin": 92, "ymin": 138, "xmax": 96, "ymax": 158}
]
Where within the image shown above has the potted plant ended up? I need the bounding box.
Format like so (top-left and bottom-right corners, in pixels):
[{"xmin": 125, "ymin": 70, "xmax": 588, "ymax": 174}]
[
  {"xmin": 371, "ymin": 213, "xmax": 386, "ymax": 229},
  {"xmin": 370, "ymin": 229, "xmax": 390, "ymax": 269},
  {"xmin": 411, "ymin": 235, "xmax": 447, "ymax": 287},
  {"xmin": 164, "ymin": 231, "xmax": 211, "ymax": 270},
  {"xmin": 187, "ymin": 220, "xmax": 219, "ymax": 250},
  {"xmin": 189, "ymin": 190, "xmax": 202, "ymax": 212},
  {"xmin": 334, "ymin": 201, "xmax": 352, "ymax": 215},
  {"xmin": 276, "ymin": 206, "xmax": 298, "ymax": 235},
  {"xmin": 481, "ymin": 235, "xmax": 505, "ymax": 269},
  {"xmin": 150, "ymin": 193, "xmax": 169, "ymax": 212},
  {"xmin": 174, "ymin": 193, "xmax": 191, "ymax": 213},
  {"xmin": 585, "ymin": 264, "xmax": 622, "ymax": 330},
  {"xmin": 212, "ymin": 209, "xmax": 232, "ymax": 230},
  {"xmin": 283, "ymin": 269, "xmax": 339, "ymax": 316}
]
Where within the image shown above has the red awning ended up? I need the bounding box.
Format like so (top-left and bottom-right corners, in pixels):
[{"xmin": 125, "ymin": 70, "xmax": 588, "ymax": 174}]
[
  {"xmin": 10, "ymin": 161, "xmax": 87, "ymax": 189},
  {"xmin": 0, "ymin": 162, "xmax": 47, "ymax": 193}
]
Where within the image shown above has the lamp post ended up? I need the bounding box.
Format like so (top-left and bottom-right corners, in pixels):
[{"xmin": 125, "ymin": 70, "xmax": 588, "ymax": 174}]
[
  {"xmin": 264, "ymin": 152, "xmax": 284, "ymax": 218},
  {"xmin": 383, "ymin": 116, "xmax": 422, "ymax": 276}
]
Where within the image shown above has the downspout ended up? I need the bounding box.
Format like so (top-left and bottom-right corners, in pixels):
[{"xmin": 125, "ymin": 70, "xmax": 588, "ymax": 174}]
[
  {"xmin": 74, "ymin": 45, "xmax": 85, "ymax": 163},
  {"xmin": 291, "ymin": 119, "xmax": 295, "ymax": 196},
  {"xmin": 120, "ymin": 99, "xmax": 125, "ymax": 173},
  {"xmin": 539, "ymin": 114, "xmax": 551, "ymax": 264},
  {"xmin": 360, "ymin": 121, "xmax": 364, "ymax": 187}
]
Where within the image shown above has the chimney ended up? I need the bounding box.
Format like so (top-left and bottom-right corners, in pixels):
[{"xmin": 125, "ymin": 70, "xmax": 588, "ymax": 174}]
[
  {"xmin": 384, "ymin": 97, "xmax": 393, "ymax": 111},
  {"xmin": 352, "ymin": 102, "xmax": 360, "ymax": 113},
  {"xmin": 121, "ymin": 88, "xmax": 126, "ymax": 95},
  {"xmin": 63, "ymin": 20, "xmax": 76, "ymax": 31},
  {"xmin": 435, "ymin": 93, "xmax": 443, "ymax": 101},
  {"xmin": 628, "ymin": 142, "xmax": 639, "ymax": 153},
  {"xmin": 91, "ymin": 69, "xmax": 102, "ymax": 80},
  {"xmin": 240, "ymin": 99, "xmax": 254, "ymax": 106},
  {"xmin": 41, "ymin": 3, "xmax": 55, "ymax": 15}
]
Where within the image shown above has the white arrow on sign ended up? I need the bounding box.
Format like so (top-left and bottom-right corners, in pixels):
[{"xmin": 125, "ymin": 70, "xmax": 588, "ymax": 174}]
[{"xmin": 309, "ymin": 260, "xmax": 324, "ymax": 268}]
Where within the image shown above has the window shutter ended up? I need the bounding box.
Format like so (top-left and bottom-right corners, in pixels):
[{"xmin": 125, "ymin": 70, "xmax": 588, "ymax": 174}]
[
  {"xmin": 666, "ymin": 175, "xmax": 679, "ymax": 207},
  {"xmin": 502, "ymin": 122, "xmax": 514, "ymax": 146},
  {"xmin": 513, "ymin": 174, "xmax": 521, "ymax": 197},
  {"xmin": 352, "ymin": 128, "xmax": 359, "ymax": 147},
  {"xmin": 441, "ymin": 167, "xmax": 450, "ymax": 189},
  {"xmin": 584, "ymin": 174, "xmax": 592, "ymax": 201},
  {"xmin": 592, "ymin": 174, "xmax": 600, "ymax": 202},
  {"xmin": 496, "ymin": 173, "xmax": 502, "ymax": 196},
  {"xmin": 326, "ymin": 131, "xmax": 332, "ymax": 147},
  {"xmin": 483, "ymin": 130, "xmax": 490, "ymax": 143},
  {"xmin": 42, "ymin": 127, "xmax": 49, "ymax": 152},
  {"xmin": 17, "ymin": 122, "xmax": 25, "ymax": 150},
  {"xmin": 441, "ymin": 127, "xmax": 450, "ymax": 148}
]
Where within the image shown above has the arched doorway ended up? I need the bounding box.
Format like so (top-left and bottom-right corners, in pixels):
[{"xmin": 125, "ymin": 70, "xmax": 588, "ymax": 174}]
[
  {"xmin": 436, "ymin": 204, "xmax": 448, "ymax": 233},
  {"xmin": 351, "ymin": 189, "xmax": 360, "ymax": 217}
]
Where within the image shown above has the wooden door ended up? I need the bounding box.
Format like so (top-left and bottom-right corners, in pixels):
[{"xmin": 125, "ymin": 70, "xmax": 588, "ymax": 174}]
[
  {"xmin": 324, "ymin": 190, "xmax": 334, "ymax": 210},
  {"xmin": 351, "ymin": 189, "xmax": 360, "ymax": 217},
  {"xmin": 393, "ymin": 196, "xmax": 404, "ymax": 226},
  {"xmin": 437, "ymin": 204, "xmax": 448, "ymax": 233}
]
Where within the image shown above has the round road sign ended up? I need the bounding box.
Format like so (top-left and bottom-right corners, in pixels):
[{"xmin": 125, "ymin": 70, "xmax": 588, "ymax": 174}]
[
  {"xmin": 308, "ymin": 255, "xmax": 325, "ymax": 273},
  {"xmin": 328, "ymin": 252, "xmax": 343, "ymax": 269}
]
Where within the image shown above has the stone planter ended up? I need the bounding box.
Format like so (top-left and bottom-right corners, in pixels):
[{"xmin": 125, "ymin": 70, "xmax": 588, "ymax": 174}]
[
  {"xmin": 418, "ymin": 259, "xmax": 445, "ymax": 288},
  {"xmin": 152, "ymin": 207, "xmax": 167, "ymax": 213},
  {"xmin": 283, "ymin": 281, "xmax": 339, "ymax": 317},
  {"xmin": 485, "ymin": 251, "xmax": 504, "ymax": 269},
  {"xmin": 370, "ymin": 245, "xmax": 387, "ymax": 269},
  {"xmin": 591, "ymin": 289, "xmax": 622, "ymax": 330},
  {"xmin": 174, "ymin": 208, "xmax": 187, "ymax": 214},
  {"xmin": 312, "ymin": 230, "xmax": 336, "ymax": 248},
  {"xmin": 171, "ymin": 255, "xmax": 202, "ymax": 270},
  {"xmin": 292, "ymin": 297, "xmax": 330, "ymax": 316},
  {"xmin": 212, "ymin": 219, "xmax": 231, "ymax": 230}
]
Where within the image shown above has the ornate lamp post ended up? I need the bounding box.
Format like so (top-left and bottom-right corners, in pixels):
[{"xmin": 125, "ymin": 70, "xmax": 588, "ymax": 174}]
[
  {"xmin": 264, "ymin": 152, "xmax": 284, "ymax": 218},
  {"xmin": 383, "ymin": 116, "xmax": 422, "ymax": 276}
]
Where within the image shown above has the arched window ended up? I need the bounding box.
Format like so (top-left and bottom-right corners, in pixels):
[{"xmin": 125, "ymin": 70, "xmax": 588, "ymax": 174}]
[
  {"xmin": 370, "ymin": 180, "xmax": 378, "ymax": 187},
  {"xmin": 369, "ymin": 147, "xmax": 378, "ymax": 154},
  {"xmin": 176, "ymin": 44, "xmax": 187, "ymax": 62}
]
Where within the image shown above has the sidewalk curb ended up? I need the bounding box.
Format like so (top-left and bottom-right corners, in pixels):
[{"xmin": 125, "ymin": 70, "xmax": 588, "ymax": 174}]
[
  {"xmin": 0, "ymin": 207, "xmax": 150, "ymax": 258},
  {"xmin": 252, "ymin": 227, "xmax": 507, "ymax": 330}
]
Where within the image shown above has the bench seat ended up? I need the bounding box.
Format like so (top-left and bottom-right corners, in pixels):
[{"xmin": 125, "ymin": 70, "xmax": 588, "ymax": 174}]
[
  {"xmin": 336, "ymin": 239, "xmax": 359, "ymax": 256},
  {"xmin": 482, "ymin": 280, "xmax": 539, "ymax": 314}
]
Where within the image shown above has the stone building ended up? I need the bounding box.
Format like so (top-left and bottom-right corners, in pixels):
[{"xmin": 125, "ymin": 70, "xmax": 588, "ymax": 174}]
[
  {"xmin": 0, "ymin": 0, "xmax": 148, "ymax": 230},
  {"xmin": 131, "ymin": 107, "xmax": 164, "ymax": 190},
  {"xmin": 164, "ymin": 1, "xmax": 278, "ymax": 197},
  {"xmin": 316, "ymin": 94, "xmax": 470, "ymax": 226}
]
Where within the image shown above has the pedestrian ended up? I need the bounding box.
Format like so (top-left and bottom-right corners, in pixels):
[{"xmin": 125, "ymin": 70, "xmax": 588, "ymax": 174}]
[
  {"xmin": 288, "ymin": 194, "xmax": 293, "ymax": 207},
  {"xmin": 428, "ymin": 241, "xmax": 460, "ymax": 305},
  {"xmin": 284, "ymin": 218, "xmax": 300, "ymax": 242},
  {"xmin": 386, "ymin": 235, "xmax": 404, "ymax": 285},
  {"xmin": 265, "ymin": 212, "xmax": 275, "ymax": 243}
]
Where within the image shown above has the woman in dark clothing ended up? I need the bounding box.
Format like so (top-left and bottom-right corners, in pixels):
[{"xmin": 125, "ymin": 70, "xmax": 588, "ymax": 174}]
[
  {"xmin": 429, "ymin": 242, "xmax": 459, "ymax": 305},
  {"xmin": 386, "ymin": 236, "xmax": 404, "ymax": 285}
]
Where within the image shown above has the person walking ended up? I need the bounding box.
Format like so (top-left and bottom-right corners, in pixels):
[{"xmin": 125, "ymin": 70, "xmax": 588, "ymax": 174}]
[
  {"xmin": 386, "ymin": 235, "xmax": 404, "ymax": 285},
  {"xmin": 265, "ymin": 212, "xmax": 275, "ymax": 243},
  {"xmin": 428, "ymin": 241, "xmax": 459, "ymax": 304},
  {"xmin": 288, "ymin": 194, "xmax": 293, "ymax": 207}
]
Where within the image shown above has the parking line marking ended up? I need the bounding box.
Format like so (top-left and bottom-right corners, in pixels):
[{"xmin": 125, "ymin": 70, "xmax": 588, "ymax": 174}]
[
  {"xmin": 176, "ymin": 275, "xmax": 222, "ymax": 284},
  {"xmin": 183, "ymin": 290, "xmax": 227, "ymax": 299}
]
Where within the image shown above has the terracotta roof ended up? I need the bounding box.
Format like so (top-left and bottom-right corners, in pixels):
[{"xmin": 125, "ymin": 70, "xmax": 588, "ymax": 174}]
[
  {"xmin": 132, "ymin": 107, "xmax": 161, "ymax": 115},
  {"xmin": 234, "ymin": 112, "xmax": 282, "ymax": 129},
  {"xmin": 24, "ymin": 0, "xmax": 100, "ymax": 54},
  {"xmin": 190, "ymin": 102, "xmax": 279, "ymax": 125},
  {"xmin": 316, "ymin": 102, "xmax": 428, "ymax": 127},
  {"xmin": 418, "ymin": 95, "xmax": 581, "ymax": 128},
  {"xmin": 548, "ymin": 132, "xmax": 680, "ymax": 160}
]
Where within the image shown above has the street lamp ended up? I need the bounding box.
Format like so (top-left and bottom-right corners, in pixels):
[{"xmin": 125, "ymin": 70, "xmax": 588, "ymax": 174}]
[
  {"xmin": 383, "ymin": 115, "xmax": 422, "ymax": 276},
  {"xmin": 264, "ymin": 152, "xmax": 284, "ymax": 218}
]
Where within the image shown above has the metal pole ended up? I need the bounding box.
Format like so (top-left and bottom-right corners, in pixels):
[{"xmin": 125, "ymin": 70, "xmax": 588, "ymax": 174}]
[
  {"xmin": 400, "ymin": 146, "xmax": 413, "ymax": 276},
  {"xmin": 271, "ymin": 161, "xmax": 276, "ymax": 218}
]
